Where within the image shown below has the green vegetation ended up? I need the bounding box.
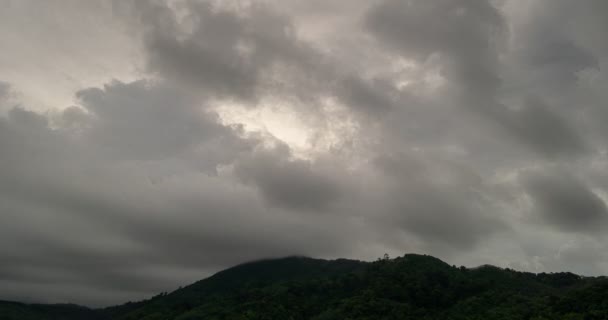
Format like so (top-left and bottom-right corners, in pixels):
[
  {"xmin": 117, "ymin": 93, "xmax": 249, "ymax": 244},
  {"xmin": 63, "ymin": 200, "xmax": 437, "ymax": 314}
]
[
  {"xmin": 3, "ymin": 254, "xmax": 608, "ymax": 319},
  {"xmin": 0, "ymin": 301, "xmax": 104, "ymax": 320}
]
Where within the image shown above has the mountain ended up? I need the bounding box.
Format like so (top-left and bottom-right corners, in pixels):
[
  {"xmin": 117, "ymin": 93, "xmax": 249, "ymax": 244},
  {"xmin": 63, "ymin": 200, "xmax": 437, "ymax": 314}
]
[
  {"xmin": 0, "ymin": 301, "xmax": 104, "ymax": 320},
  {"xmin": 2, "ymin": 254, "xmax": 608, "ymax": 319}
]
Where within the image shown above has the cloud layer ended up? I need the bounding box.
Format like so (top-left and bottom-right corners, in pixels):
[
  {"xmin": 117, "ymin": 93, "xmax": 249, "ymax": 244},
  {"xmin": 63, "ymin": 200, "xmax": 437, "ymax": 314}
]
[{"xmin": 2, "ymin": 0, "xmax": 608, "ymax": 306}]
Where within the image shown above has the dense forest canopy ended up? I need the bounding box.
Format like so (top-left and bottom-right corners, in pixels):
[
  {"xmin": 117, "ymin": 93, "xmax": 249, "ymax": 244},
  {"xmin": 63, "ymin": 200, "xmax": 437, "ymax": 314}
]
[{"xmin": 2, "ymin": 254, "xmax": 608, "ymax": 320}]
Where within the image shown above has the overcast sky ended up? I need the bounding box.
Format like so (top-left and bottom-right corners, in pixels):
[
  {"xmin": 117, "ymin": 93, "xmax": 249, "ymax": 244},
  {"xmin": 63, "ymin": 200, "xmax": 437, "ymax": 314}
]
[{"xmin": 2, "ymin": 0, "xmax": 608, "ymax": 307}]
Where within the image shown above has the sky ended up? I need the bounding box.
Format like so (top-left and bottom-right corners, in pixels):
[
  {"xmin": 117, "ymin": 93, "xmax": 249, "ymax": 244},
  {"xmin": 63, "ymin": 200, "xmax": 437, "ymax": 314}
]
[{"xmin": 1, "ymin": 0, "xmax": 608, "ymax": 307}]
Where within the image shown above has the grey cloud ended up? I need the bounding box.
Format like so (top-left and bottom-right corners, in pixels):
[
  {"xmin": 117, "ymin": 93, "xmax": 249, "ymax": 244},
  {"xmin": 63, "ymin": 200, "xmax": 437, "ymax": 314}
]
[
  {"xmin": 234, "ymin": 145, "xmax": 343, "ymax": 212},
  {"xmin": 0, "ymin": 0, "xmax": 140, "ymax": 110},
  {"xmin": 0, "ymin": 81, "xmax": 9, "ymax": 99},
  {"xmin": 513, "ymin": 234, "xmax": 608, "ymax": 277},
  {"xmin": 366, "ymin": 0, "xmax": 505, "ymax": 94},
  {"xmin": 136, "ymin": 0, "xmax": 399, "ymax": 119},
  {"xmin": 498, "ymin": 97, "xmax": 588, "ymax": 158},
  {"xmin": 7, "ymin": 106, "xmax": 49, "ymax": 129},
  {"xmin": 76, "ymin": 80, "xmax": 247, "ymax": 163},
  {"xmin": 571, "ymin": 0, "xmax": 608, "ymax": 56},
  {"xmin": 57, "ymin": 106, "xmax": 92, "ymax": 130},
  {"xmin": 501, "ymin": 0, "xmax": 608, "ymax": 152},
  {"xmin": 4, "ymin": 0, "xmax": 608, "ymax": 307},
  {"xmin": 0, "ymin": 81, "xmax": 353, "ymax": 306},
  {"xmin": 336, "ymin": 76, "xmax": 399, "ymax": 115},
  {"xmin": 135, "ymin": 0, "xmax": 319, "ymax": 101},
  {"xmin": 550, "ymin": 238, "xmax": 608, "ymax": 276},
  {"xmin": 365, "ymin": 0, "xmax": 589, "ymax": 159},
  {"xmin": 523, "ymin": 39, "xmax": 596, "ymax": 76},
  {"xmin": 373, "ymin": 154, "xmax": 506, "ymax": 251},
  {"xmin": 394, "ymin": 189, "xmax": 504, "ymax": 251},
  {"xmin": 523, "ymin": 169, "xmax": 608, "ymax": 232},
  {"xmin": 0, "ymin": 169, "xmax": 350, "ymax": 306},
  {"xmin": 505, "ymin": 0, "xmax": 600, "ymax": 97}
]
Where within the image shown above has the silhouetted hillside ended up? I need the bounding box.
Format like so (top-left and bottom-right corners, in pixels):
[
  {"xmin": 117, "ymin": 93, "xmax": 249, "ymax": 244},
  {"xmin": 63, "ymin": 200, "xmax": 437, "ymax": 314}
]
[
  {"xmin": 0, "ymin": 301, "xmax": 104, "ymax": 320},
  {"xmin": 2, "ymin": 254, "xmax": 608, "ymax": 319}
]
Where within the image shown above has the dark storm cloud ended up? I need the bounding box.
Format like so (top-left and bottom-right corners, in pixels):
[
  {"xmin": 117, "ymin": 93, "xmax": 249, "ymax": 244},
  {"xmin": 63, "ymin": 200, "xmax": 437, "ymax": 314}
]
[
  {"xmin": 373, "ymin": 153, "xmax": 506, "ymax": 250},
  {"xmin": 366, "ymin": 0, "xmax": 505, "ymax": 94},
  {"xmin": 497, "ymin": 98, "xmax": 588, "ymax": 158},
  {"xmin": 3, "ymin": 0, "xmax": 608, "ymax": 307},
  {"xmin": 135, "ymin": 0, "xmax": 320, "ymax": 101},
  {"xmin": 0, "ymin": 82, "xmax": 353, "ymax": 305},
  {"xmin": 234, "ymin": 144, "xmax": 343, "ymax": 211},
  {"xmin": 0, "ymin": 81, "xmax": 16, "ymax": 114},
  {"xmin": 508, "ymin": 0, "xmax": 601, "ymax": 91},
  {"xmin": 75, "ymin": 80, "xmax": 245, "ymax": 162},
  {"xmin": 523, "ymin": 38, "xmax": 596, "ymax": 77},
  {"xmin": 133, "ymin": 0, "xmax": 404, "ymax": 117},
  {"xmin": 336, "ymin": 76, "xmax": 399, "ymax": 115},
  {"xmin": 523, "ymin": 169, "xmax": 608, "ymax": 232},
  {"xmin": 365, "ymin": 0, "xmax": 589, "ymax": 159},
  {"xmin": 0, "ymin": 81, "xmax": 9, "ymax": 98},
  {"xmin": 364, "ymin": 0, "xmax": 508, "ymax": 137}
]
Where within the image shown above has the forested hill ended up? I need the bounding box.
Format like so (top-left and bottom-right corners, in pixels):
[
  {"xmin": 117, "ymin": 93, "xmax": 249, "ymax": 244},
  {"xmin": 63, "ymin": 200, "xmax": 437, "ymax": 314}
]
[{"xmin": 2, "ymin": 254, "xmax": 608, "ymax": 319}]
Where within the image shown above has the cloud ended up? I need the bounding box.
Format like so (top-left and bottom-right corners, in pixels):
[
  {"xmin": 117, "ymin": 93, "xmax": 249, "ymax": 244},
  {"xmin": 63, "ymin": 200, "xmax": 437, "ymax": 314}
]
[
  {"xmin": 134, "ymin": 0, "xmax": 320, "ymax": 101},
  {"xmin": 75, "ymin": 80, "xmax": 247, "ymax": 162},
  {"xmin": 0, "ymin": 0, "xmax": 140, "ymax": 110},
  {"xmin": 372, "ymin": 153, "xmax": 506, "ymax": 251},
  {"xmin": 0, "ymin": 77, "xmax": 360, "ymax": 306},
  {"xmin": 0, "ymin": 81, "xmax": 9, "ymax": 98},
  {"xmin": 522, "ymin": 168, "xmax": 608, "ymax": 232},
  {"xmin": 365, "ymin": 0, "xmax": 505, "ymax": 95},
  {"xmin": 336, "ymin": 76, "xmax": 399, "ymax": 115},
  {"xmin": 234, "ymin": 144, "xmax": 343, "ymax": 211},
  {"xmin": 0, "ymin": 110, "xmax": 345, "ymax": 307},
  {"xmin": 365, "ymin": 0, "xmax": 589, "ymax": 159},
  {"xmin": 3, "ymin": 0, "xmax": 608, "ymax": 307},
  {"xmin": 135, "ymin": 0, "xmax": 408, "ymax": 119},
  {"xmin": 0, "ymin": 81, "xmax": 12, "ymax": 113},
  {"xmin": 498, "ymin": 97, "xmax": 588, "ymax": 158}
]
